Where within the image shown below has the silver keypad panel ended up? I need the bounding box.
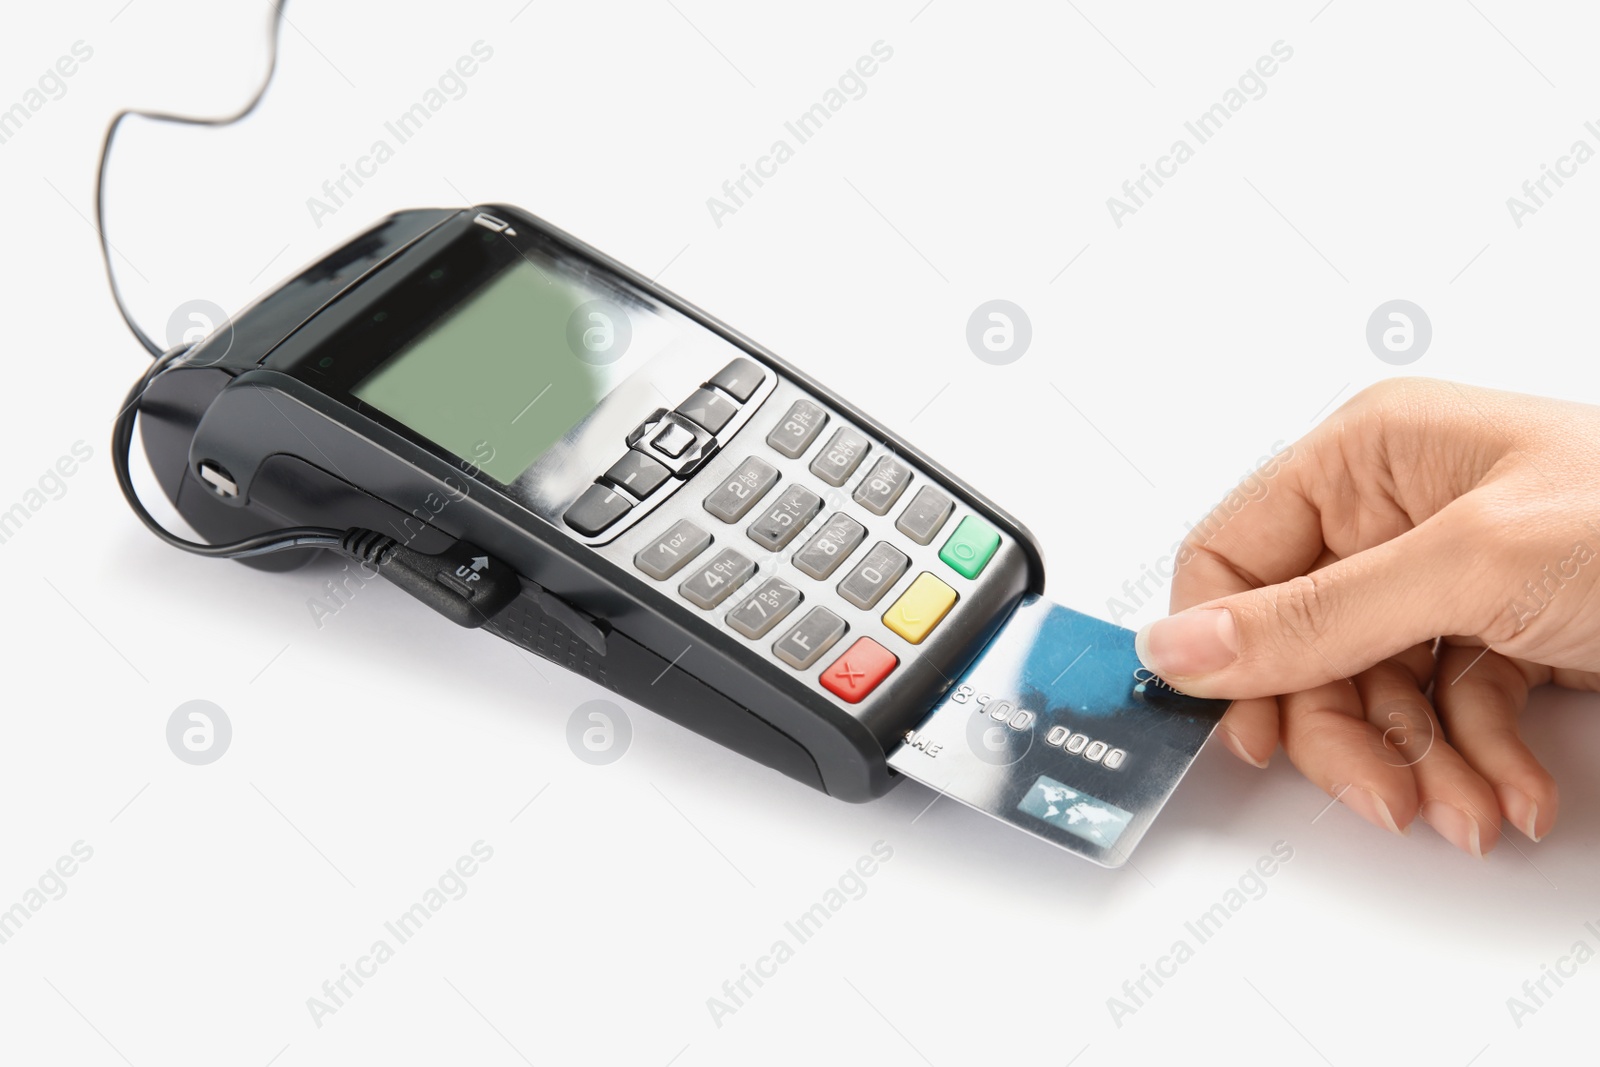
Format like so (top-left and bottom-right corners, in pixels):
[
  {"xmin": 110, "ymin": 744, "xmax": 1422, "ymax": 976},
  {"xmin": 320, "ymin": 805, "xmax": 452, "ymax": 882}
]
[{"xmin": 589, "ymin": 359, "xmax": 1027, "ymax": 719}]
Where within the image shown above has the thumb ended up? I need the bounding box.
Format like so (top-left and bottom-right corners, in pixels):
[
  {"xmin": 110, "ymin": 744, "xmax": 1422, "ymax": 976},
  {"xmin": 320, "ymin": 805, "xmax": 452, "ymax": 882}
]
[{"xmin": 1134, "ymin": 518, "xmax": 1482, "ymax": 699}]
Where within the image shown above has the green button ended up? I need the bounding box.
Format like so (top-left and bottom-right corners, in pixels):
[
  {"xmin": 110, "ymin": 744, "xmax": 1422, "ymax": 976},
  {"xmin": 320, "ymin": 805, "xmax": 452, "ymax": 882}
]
[{"xmin": 938, "ymin": 515, "xmax": 1000, "ymax": 579}]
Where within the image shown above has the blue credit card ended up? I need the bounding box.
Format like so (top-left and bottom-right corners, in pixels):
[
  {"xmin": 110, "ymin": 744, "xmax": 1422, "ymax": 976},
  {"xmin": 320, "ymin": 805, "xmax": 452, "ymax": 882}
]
[{"xmin": 887, "ymin": 595, "xmax": 1230, "ymax": 867}]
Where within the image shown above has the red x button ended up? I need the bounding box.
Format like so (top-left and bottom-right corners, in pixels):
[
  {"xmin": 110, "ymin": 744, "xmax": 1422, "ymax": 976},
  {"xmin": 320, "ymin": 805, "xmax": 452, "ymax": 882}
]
[{"xmin": 819, "ymin": 638, "xmax": 898, "ymax": 704}]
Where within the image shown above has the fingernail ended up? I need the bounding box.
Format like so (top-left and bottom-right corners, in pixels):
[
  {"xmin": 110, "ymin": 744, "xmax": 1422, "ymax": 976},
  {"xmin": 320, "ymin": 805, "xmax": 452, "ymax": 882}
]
[
  {"xmin": 1334, "ymin": 784, "xmax": 1407, "ymax": 836},
  {"xmin": 1421, "ymin": 800, "xmax": 1485, "ymax": 858},
  {"xmin": 1496, "ymin": 786, "xmax": 1541, "ymax": 842},
  {"xmin": 1221, "ymin": 728, "xmax": 1269, "ymax": 769},
  {"xmin": 1135, "ymin": 608, "xmax": 1239, "ymax": 678}
]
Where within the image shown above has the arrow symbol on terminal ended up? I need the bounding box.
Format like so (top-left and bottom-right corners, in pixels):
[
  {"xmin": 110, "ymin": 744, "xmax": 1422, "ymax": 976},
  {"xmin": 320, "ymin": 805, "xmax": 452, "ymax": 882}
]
[{"xmin": 471, "ymin": 556, "xmax": 489, "ymax": 572}]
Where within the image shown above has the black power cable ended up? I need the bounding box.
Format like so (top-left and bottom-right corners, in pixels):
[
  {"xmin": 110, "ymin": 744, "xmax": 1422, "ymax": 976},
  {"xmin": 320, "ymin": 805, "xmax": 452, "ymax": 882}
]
[
  {"xmin": 97, "ymin": 1, "xmax": 289, "ymax": 358},
  {"xmin": 103, "ymin": 1, "xmax": 352, "ymax": 561}
]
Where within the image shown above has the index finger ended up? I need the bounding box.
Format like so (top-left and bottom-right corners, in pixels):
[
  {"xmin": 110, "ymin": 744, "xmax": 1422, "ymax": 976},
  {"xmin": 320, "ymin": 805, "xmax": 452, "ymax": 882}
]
[
  {"xmin": 1169, "ymin": 378, "xmax": 1513, "ymax": 615},
  {"xmin": 1167, "ymin": 437, "xmax": 1324, "ymax": 615}
]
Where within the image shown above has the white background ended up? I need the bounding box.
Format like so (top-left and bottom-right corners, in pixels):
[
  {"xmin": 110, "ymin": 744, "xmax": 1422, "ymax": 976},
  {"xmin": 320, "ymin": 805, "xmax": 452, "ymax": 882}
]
[{"xmin": 2, "ymin": 1, "xmax": 1599, "ymax": 1063}]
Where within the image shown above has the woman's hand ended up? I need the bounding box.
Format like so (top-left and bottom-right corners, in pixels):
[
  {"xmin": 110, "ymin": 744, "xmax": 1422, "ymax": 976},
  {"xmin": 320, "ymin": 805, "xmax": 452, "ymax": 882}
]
[{"xmin": 1136, "ymin": 378, "xmax": 1600, "ymax": 856}]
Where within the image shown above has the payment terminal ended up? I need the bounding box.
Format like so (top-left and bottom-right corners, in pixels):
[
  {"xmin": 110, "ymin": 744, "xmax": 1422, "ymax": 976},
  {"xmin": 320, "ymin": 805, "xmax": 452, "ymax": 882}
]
[{"xmin": 130, "ymin": 204, "xmax": 1046, "ymax": 804}]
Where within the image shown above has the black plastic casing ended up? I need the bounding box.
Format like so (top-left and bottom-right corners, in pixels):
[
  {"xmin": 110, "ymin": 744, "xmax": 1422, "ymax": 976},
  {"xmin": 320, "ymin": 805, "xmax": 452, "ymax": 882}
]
[{"xmin": 138, "ymin": 205, "xmax": 1046, "ymax": 802}]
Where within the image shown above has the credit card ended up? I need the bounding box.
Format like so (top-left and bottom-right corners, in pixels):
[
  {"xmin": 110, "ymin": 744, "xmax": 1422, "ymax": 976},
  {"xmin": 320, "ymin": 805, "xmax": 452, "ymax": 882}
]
[{"xmin": 887, "ymin": 595, "xmax": 1230, "ymax": 867}]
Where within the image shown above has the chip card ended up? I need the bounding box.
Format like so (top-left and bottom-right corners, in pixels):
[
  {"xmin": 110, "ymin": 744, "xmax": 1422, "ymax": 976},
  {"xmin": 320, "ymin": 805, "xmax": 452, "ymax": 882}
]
[{"xmin": 887, "ymin": 595, "xmax": 1230, "ymax": 867}]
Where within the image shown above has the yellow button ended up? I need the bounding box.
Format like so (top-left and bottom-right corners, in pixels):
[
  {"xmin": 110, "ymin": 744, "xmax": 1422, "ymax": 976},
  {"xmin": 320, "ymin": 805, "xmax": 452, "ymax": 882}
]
[{"xmin": 882, "ymin": 572, "xmax": 958, "ymax": 645}]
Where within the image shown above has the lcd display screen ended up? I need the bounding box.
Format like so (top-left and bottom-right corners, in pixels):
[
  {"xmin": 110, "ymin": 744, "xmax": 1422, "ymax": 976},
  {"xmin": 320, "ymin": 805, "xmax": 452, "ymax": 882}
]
[{"xmin": 351, "ymin": 258, "xmax": 639, "ymax": 483}]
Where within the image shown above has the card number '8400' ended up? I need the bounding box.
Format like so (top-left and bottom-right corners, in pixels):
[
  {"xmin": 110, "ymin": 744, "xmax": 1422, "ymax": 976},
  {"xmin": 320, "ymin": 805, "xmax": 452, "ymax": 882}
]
[{"xmin": 949, "ymin": 685, "xmax": 1128, "ymax": 770}]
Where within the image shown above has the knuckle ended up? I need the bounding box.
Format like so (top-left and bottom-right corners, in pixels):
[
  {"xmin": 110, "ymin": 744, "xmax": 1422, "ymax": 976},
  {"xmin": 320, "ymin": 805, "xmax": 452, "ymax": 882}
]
[
  {"xmin": 1452, "ymin": 661, "xmax": 1518, "ymax": 708},
  {"xmin": 1476, "ymin": 610, "xmax": 1526, "ymax": 649},
  {"xmin": 1281, "ymin": 700, "xmax": 1364, "ymax": 762},
  {"xmin": 1174, "ymin": 532, "xmax": 1223, "ymax": 578},
  {"xmin": 1264, "ymin": 572, "xmax": 1336, "ymax": 642},
  {"xmin": 1437, "ymin": 494, "xmax": 1504, "ymax": 545},
  {"xmin": 1441, "ymin": 547, "xmax": 1554, "ymax": 646},
  {"xmin": 1346, "ymin": 376, "xmax": 1443, "ymax": 416},
  {"xmin": 1374, "ymin": 702, "xmax": 1437, "ymax": 766}
]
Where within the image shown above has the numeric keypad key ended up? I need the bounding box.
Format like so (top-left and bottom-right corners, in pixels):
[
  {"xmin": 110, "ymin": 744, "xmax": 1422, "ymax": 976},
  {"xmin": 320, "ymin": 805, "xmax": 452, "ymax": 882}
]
[
  {"xmin": 810, "ymin": 427, "xmax": 870, "ymax": 486},
  {"xmin": 703, "ymin": 457, "xmax": 779, "ymax": 523},
  {"xmin": 679, "ymin": 546, "xmax": 756, "ymax": 609},
  {"xmin": 792, "ymin": 513, "xmax": 866, "ymax": 579},
  {"xmin": 853, "ymin": 456, "xmax": 911, "ymax": 515},
  {"xmin": 726, "ymin": 577, "xmax": 803, "ymax": 638},
  {"xmin": 634, "ymin": 519, "xmax": 711, "ymax": 580},
  {"xmin": 837, "ymin": 542, "xmax": 910, "ymax": 609},
  {"xmin": 746, "ymin": 484, "xmax": 823, "ymax": 550},
  {"xmin": 766, "ymin": 400, "xmax": 829, "ymax": 459}
]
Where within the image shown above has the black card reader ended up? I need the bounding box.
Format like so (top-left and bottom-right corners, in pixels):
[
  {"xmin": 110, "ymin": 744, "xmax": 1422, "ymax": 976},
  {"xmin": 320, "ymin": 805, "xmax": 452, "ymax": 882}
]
[{"xmin": 125, "ymin": 204, "xmax": 1046, "ymax": 802}]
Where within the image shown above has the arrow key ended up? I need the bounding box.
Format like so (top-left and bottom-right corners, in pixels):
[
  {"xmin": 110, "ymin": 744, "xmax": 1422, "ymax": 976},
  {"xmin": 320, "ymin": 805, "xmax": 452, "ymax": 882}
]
[
  {"xmin": 564, "ymin": 483, "xmax": 633, "ymax": 536},
  {"xmin": 601, "ymin": 450, "xmax": 671, "ymax": 497}
]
